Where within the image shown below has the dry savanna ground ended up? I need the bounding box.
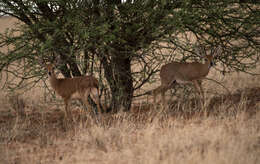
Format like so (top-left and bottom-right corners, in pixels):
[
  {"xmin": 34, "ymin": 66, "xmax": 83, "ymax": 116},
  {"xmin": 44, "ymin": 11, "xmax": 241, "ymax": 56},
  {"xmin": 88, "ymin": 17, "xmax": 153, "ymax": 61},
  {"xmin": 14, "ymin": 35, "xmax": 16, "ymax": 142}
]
[{"xmin": 0, "ymin": 17, "xmax": 260, "ymax": 164}]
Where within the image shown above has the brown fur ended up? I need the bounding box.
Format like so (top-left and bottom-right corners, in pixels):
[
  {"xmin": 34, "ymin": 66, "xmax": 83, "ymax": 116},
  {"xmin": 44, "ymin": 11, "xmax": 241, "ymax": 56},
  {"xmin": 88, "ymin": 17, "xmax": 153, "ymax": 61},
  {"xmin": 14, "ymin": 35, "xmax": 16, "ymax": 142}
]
[
  {"xmin": 152, "ymin": 47, "xmax": 221, "ymax": 108},
  {"xmin": 46, "ymin": 64, "xmax": 102, "ymax": 117}
]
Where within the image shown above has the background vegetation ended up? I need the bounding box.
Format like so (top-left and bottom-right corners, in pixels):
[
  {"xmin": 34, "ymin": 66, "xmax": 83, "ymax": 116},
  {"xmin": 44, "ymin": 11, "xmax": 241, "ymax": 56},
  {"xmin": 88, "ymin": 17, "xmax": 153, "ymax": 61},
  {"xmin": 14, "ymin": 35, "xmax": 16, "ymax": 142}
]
[
  {"xmin": 0, "ymin": 0, "xmax": 259, "ymax": 111},
  {"xmin": 0, "ymin": 1, "xmax": 259, "ymax": 163}
]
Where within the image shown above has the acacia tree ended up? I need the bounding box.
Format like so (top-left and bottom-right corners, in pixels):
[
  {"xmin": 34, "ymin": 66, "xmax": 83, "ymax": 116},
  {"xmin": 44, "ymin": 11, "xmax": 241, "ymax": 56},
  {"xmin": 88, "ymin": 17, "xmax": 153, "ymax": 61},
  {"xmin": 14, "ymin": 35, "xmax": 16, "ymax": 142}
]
[{"xmin": 0, "ymin": 0, "xmax": 259, "ymax": 112}]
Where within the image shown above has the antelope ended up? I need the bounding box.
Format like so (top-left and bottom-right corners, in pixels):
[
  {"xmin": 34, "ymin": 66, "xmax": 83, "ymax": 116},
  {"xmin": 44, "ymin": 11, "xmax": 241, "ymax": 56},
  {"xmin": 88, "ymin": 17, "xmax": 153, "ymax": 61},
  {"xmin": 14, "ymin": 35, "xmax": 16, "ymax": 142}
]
[
  {"xmin": 45, "ymin": 63, "xmax": 102, "ymax": 118},
  {"xmin": 152, "ymin": 46, "xmax": 221, "ymax": 108}
]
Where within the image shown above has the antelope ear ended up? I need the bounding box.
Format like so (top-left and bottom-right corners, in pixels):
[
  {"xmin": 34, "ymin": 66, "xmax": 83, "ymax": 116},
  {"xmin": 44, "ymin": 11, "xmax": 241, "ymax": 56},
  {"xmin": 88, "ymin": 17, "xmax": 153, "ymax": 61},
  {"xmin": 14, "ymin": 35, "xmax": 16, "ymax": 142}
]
[
  {"xmin": 37, "ymin": 57, "xmax": 46, "ymax": 67},
  {"xmin": 214, "ymin": 46, "xmax": 222, "ymax": 56},
  {"xmin": 54, "ymin": 55, "xmax": 64, "ymax": 66},
  {"xmin": 195, "ymin": 44, "xmax": 207, "ymax": 57}
]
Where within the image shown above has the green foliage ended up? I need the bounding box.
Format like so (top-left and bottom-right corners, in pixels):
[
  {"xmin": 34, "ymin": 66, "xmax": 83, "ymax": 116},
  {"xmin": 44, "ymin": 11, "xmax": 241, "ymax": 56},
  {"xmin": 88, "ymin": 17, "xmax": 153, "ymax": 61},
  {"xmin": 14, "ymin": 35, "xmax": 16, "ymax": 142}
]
[{"xmin": 0, "ymin": 0, "xmax": 259, "ymax": 111}]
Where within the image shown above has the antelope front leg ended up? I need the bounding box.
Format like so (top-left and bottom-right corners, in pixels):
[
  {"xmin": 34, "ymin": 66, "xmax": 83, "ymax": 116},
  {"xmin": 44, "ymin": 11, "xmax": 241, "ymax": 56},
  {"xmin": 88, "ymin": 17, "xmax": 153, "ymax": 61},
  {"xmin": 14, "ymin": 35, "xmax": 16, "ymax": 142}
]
[
  {"xmin": 197, "ymin": 80, "xmax": 205, "ymax": 100},
  {"xmin": 193, "ymin": 80, "xmax": 205, "ymax": 108},
  {"xmin": 193, "ymin": 80, "xmax": 202, "ymax": 98},
  {"xmin": 64, "ymin": 98, "xmax": 72, "ymax": 118}
]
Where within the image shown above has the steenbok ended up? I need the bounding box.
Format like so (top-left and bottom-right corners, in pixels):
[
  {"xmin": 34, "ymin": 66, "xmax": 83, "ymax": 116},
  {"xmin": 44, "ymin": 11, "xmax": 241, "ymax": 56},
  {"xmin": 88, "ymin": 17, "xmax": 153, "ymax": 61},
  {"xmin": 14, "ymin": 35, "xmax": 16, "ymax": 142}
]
[
  {"xmin": 45, "ymin": 63, "xmax": 102, "ymax": 118},
  {"xmin": 152, "ymin": 46, "xmax": 221, "ymax": 108}
]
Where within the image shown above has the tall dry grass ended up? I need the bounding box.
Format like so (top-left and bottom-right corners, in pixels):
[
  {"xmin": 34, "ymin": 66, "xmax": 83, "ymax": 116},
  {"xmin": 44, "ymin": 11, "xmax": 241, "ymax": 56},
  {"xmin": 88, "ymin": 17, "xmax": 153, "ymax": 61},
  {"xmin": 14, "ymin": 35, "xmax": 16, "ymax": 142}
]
[
  {"xmin": 0, "ymin": 107, "xmax": 259, "ymax": 164},
  {"xmin": 0, "ymin": 16, "xmax": 259, "ymax": 164},
  {"xmin": 0, "ymin": 69, "xmax": 259, "ymax": 164}
]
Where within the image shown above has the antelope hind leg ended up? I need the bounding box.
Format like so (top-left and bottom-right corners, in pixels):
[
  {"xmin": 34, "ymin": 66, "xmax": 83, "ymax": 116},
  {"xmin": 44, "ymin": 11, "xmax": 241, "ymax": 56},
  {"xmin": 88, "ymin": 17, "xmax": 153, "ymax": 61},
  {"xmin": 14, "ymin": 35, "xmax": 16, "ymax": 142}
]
[
  {"xmin": 81, "ymin": 90, "xmax": 93, "ymax": 114},
  {"xmin": 90, "ymin": 87, "xmax": 103, "ymax": 114}
]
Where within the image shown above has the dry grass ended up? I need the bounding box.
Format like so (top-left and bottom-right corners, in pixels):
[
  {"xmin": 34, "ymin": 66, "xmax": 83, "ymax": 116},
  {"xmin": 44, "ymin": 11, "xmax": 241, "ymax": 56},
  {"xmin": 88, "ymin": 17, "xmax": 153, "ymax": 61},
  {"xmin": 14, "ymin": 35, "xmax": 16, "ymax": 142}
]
[
  {"xmin": 0, "ymin": 73, "xmax": 259, "ymax": 164},
  {"xmin": 0, "ymin": 105, "xmax": 259, "ymax": 164},
  {"xmin": 0, "ymin": 17, "xmax": 260, "ymax": 164}
]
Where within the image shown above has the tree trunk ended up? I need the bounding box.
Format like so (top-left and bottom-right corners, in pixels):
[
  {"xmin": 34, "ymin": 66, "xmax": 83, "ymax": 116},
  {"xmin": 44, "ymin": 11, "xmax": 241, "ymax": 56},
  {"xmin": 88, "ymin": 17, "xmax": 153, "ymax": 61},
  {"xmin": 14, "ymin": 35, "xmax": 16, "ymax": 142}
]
[{"xmin": 101, "ymin": 53, "xmax": 133, "ymax": 112}]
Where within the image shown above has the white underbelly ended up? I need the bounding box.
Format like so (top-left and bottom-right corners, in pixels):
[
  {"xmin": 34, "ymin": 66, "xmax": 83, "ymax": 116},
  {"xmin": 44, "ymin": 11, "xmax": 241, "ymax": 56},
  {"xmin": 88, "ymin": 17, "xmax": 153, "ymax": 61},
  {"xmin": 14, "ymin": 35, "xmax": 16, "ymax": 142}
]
[
  {"xmin": 176, "ymin": 79, "xmax": 192, "ymax": 84},
  {"xmin": 71, "ymin": 92, "xmax": 82, "ymax": 99}
]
